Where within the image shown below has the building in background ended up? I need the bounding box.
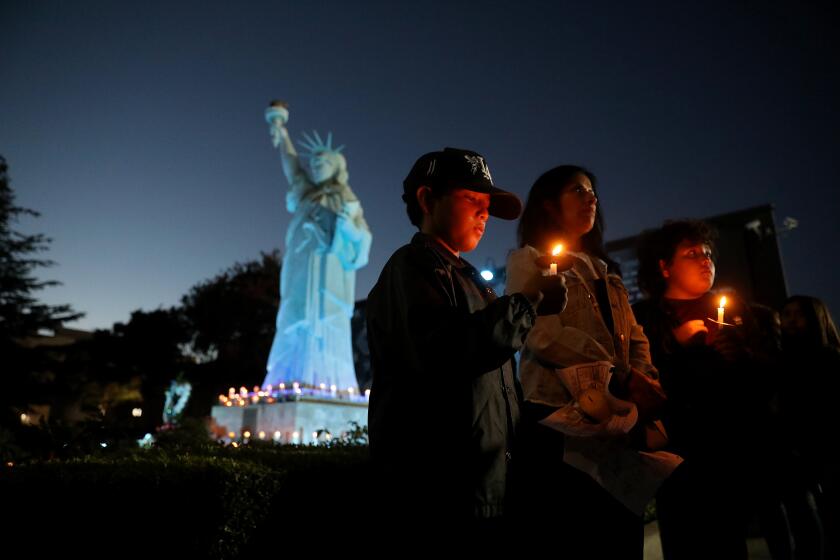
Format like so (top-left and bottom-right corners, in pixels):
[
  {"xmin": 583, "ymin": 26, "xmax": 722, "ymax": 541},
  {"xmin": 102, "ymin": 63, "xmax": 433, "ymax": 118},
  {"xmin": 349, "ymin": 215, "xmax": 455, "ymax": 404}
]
[{"xmin": 606, "ymin": 204, "xmax": 788, "ymax": 309}]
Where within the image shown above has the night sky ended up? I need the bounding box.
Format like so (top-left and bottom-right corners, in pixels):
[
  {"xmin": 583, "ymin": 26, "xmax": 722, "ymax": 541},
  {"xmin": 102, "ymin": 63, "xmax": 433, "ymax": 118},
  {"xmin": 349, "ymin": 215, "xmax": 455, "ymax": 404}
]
[{"xmin": 2, "ymin": 0, "xmax": 837, "ymax": 330}]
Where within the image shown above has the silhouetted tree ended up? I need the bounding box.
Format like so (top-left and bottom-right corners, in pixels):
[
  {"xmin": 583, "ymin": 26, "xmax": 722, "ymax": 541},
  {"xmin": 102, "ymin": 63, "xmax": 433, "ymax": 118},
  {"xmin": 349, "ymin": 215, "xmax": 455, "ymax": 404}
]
[
  {"xmin": 179, "ymin": 252, "xmax": 280, "ymax": 408},
  {"xmin": 0, "ymin": 155, "xmax": 82, "ymax": 426},
  {"xmin": 56, "ymin": 308, "xmax": 190, "ymax": 430}
]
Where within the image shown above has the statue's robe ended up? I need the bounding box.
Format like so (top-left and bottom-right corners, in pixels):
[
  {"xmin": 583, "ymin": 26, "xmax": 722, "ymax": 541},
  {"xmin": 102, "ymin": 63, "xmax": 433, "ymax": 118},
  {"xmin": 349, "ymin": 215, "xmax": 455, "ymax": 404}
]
[{"xmin": 264, "ymin": 175, "xmax": 371, "ymax": 391}]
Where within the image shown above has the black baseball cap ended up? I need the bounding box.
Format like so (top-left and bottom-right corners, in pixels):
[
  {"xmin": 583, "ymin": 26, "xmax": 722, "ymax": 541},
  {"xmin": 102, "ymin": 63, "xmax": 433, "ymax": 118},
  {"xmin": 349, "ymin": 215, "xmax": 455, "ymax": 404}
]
[{"xmin": 403, "ymin": 147, "xmax": 522, "ymax": 220}]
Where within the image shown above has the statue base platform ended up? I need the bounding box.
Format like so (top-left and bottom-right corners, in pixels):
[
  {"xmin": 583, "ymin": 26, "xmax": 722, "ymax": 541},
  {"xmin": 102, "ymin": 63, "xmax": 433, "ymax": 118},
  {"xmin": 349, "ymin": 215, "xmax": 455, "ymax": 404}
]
[{"xmin": 211, "ymin": 396, "xmax": 368, "ymax": 445}]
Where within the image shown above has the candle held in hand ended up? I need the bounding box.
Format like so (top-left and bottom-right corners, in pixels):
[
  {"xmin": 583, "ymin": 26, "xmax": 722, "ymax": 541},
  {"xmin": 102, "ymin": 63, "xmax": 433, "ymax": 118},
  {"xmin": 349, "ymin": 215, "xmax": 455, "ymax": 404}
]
[
  {"xmin": 717, "ymin": 296, "xmax": 727, "ymax": 324},
  {"xmin": 548, "ymin": 243, "xmax": 564, "ymax": 276}
]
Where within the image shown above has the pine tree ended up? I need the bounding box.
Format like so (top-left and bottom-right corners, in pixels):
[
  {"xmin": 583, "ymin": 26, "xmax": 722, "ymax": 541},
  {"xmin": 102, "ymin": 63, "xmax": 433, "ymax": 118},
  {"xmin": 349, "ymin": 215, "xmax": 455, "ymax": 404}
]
[
  {"xmin": 179, "ymin": 251, "xmax": 280, "ymax": 394},
  {"xmin": 0, "ymin": 155, "xmax": 82, "ymax": 341},
  {"xmin": 1, "ymin": 155, "xmax": 85, "ymax": 434}
]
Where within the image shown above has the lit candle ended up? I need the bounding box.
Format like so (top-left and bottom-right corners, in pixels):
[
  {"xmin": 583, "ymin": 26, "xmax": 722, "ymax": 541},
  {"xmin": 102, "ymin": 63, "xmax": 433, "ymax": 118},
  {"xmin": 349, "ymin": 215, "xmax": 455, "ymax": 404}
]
[
  {"xmin": 549, "ymin": 244, "xmax": 564, "ymax": 276},
  {"xmin": 717, "ymin": 296, "xmax": 727, "ymax": 324}
]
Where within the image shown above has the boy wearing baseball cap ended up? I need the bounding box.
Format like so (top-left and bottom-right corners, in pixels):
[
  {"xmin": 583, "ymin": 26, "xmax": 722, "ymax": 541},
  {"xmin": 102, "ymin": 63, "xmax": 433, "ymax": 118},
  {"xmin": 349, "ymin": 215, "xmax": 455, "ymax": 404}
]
[{"xmin": 366, "ymin": 147, "xmax": 567, "ymax": 535}]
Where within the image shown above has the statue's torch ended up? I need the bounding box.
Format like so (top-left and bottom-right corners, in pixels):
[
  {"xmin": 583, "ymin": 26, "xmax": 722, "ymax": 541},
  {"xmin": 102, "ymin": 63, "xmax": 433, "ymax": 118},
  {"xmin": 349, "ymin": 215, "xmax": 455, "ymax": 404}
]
[{"xmin": 265, "ymin": 100, "xmax": 289, "ymax": 126}]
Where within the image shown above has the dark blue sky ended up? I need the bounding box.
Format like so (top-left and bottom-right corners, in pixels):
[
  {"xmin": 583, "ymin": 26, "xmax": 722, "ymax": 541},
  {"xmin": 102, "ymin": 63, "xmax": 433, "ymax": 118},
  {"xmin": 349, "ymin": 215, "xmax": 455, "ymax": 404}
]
[{"xmin": 2, "ymin": 0, "xmax": 837, "ymax": 330}]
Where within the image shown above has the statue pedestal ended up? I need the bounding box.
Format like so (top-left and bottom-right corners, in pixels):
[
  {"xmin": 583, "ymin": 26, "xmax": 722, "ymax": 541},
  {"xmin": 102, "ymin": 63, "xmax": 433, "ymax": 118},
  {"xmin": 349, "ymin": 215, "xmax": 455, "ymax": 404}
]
[{"xmin": 212, "ymin": 397, "xmax": 368, "ymax": 445}]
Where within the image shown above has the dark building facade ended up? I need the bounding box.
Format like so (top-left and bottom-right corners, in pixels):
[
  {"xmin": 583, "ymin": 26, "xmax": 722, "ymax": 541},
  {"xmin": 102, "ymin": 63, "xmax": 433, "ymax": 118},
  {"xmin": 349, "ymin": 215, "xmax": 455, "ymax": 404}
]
[{"xmin": 606, "ymin": 204, "xmax": 788, "ymax": 308}]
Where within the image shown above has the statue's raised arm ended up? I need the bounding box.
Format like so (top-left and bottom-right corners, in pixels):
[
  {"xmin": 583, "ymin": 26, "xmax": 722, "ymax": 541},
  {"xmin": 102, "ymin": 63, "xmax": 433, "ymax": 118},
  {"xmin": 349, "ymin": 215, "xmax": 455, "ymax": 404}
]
[{"xmin": 265, "ymin": 101, "xmax": 310, "ymax": 211}]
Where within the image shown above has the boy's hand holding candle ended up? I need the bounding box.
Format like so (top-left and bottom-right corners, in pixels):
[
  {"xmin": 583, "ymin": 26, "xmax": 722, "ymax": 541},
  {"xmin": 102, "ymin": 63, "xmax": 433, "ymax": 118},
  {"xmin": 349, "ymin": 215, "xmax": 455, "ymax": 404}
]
[{"xmin": 520, "ymin": 269, "xmax": 568, "ymax": 316}]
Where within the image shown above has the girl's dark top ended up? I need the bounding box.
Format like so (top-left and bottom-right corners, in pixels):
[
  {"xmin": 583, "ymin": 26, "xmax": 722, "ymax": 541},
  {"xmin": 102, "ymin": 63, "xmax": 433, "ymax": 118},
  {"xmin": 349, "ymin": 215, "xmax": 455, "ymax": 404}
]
[{"xmin": 632, "ymin": 292, "xmax": 779, "ymax": 462}]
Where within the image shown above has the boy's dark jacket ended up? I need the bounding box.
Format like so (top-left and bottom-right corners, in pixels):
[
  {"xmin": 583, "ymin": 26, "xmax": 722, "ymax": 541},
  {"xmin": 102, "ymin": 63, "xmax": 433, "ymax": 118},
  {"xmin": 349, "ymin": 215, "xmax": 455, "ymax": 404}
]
[{"xmin": 366, "ymin": 233, "xmax": 536, "ymax": 520}]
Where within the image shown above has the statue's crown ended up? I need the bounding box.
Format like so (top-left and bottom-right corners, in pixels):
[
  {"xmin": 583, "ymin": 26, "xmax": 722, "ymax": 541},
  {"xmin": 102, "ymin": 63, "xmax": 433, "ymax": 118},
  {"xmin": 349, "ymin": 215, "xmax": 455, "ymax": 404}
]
[{"xmin": 297, "ymin": 130, "xmax": 344, "ymax": 156}]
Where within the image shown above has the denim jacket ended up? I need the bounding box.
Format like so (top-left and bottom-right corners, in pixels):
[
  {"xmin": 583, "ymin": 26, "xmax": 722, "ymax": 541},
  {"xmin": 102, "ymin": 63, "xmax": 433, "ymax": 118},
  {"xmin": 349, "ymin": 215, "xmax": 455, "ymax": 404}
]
[
  {"xmin": 508, "ymin": 246, "xmax": 658, "ymax": 409},
  {"xmin": 506, "ymin": 246, "xmax": 679, "ymax": 515}
]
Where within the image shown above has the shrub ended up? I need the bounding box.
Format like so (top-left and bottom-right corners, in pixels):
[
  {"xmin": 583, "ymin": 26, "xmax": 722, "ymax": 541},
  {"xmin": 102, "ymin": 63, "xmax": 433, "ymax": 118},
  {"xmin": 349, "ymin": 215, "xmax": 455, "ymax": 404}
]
[{"xmin": 0, "ymin": 452, "xmax": 283, "ymax": 558}]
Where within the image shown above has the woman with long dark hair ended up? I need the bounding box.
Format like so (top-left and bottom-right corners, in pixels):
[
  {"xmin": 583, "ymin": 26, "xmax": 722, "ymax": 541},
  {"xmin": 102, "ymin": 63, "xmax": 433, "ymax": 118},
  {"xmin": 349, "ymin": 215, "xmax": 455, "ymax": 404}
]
[{"xmin": 506, "ymin": 165, "xmax": 679, "ymax": 558}]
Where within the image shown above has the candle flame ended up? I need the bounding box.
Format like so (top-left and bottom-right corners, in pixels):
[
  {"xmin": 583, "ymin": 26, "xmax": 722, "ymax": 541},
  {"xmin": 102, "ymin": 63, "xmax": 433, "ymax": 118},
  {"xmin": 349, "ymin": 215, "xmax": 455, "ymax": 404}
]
[
  {"xmin": 551, "ymin": 244, "xmax": 564, "ymax": 256},
  {"xmin": 719, "ymin": 296, "xmax": 727, "ymax": 308}
]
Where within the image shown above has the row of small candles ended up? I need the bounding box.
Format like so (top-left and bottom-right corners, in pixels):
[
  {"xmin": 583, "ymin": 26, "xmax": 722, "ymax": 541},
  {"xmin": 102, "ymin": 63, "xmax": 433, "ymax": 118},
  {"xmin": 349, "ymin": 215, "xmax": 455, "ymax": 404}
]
[
  {"xmin": 218, "ymin": 383, "xmax": 371, "ymax": 407},
  {"xmin": 223, "ymin": 429, "xmax": 331, "ymax": 445}
]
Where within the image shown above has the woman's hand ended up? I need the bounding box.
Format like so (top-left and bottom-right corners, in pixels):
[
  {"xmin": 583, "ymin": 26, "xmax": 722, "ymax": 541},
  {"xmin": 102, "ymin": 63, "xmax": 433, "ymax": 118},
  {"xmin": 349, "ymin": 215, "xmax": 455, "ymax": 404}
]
[
  {"xmin": 672, "ymin": 319, "xmax": 708, "ymax": 346},
  {"xmin": 625, "ymin": 368, "xmax": 667, "ymax": 421}
]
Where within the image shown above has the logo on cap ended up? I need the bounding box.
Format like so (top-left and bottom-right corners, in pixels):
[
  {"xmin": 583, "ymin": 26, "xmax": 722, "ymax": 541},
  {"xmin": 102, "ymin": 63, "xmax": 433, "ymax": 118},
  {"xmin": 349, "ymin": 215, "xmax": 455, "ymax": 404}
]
[
  {"xmin": 426, "ymin": 158, "xmax": 437, "ymax": 176},
  {"xmin": 464, "ymin": 154, "xmax": 492, "ymax": 182}
]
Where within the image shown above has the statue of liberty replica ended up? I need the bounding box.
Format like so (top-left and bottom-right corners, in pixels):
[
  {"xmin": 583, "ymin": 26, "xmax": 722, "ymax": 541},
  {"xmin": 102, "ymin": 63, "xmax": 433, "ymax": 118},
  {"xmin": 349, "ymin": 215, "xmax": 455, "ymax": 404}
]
[{"xmin": 263, "ymin": 101, "xmax": 372, "ymax": 393}]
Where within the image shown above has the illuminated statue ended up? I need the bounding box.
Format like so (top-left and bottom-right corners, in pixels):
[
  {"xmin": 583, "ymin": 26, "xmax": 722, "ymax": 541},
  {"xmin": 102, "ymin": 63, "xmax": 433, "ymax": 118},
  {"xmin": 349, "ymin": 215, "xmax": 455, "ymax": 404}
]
[
  {"xmin": 263, "ymin": 101, "xmax": 372, "ymax": 392},
  {"xmin": 162, "ymin": 375, "xmax": 192, "ymax": 425}
]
